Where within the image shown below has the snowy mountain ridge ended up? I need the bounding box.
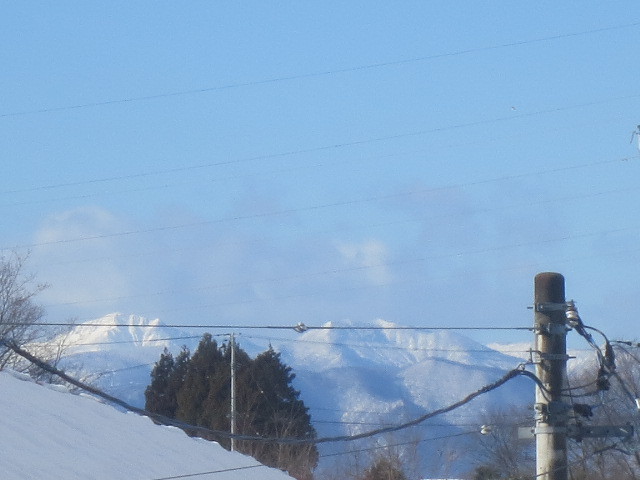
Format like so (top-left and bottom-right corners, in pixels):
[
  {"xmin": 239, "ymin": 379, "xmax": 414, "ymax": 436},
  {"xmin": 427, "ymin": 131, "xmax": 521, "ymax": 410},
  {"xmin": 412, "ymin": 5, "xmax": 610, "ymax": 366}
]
[
  {"xmin": 55, "ymin": 314, "xmax": 534, "ymax": 423},
  {"xmin": 64, "ymin": 313, "xmax": 189, "ymax": 353},
  {"xmin": 52, "ymin": 314, "xmax": 536, "ymax": 477},
  {"xmin": 284, "ymin": 318, "xmax": 519, "ymax": 371}
]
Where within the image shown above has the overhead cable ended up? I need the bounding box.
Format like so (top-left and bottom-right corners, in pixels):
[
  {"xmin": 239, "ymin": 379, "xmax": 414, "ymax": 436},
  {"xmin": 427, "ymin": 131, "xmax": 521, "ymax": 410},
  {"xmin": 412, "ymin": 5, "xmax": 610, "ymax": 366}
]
[
  {"xmin": 150, "ymin": 464, "xmax": 265, "ymax": 480},
  {"xmin": 0, "ymin": 321, "xmax": 532, "ymax": 332},
  {"xmin": 150, "ymin": 430, "xmax": 479, "ymax": 479},
  {"xmin": 566, "ymin": 303, "xmax": 638, "ymax": 407},
  {"xmin": 1, "ymin": 337, "xmax": 535, "ymax": 445},
  {"xmin": 2, "ymin": 20, "xmax": 638, "ymax": 120},
  {"xmin": 31, "ymin": 221, "xmax": 637, "ymax": 313}
]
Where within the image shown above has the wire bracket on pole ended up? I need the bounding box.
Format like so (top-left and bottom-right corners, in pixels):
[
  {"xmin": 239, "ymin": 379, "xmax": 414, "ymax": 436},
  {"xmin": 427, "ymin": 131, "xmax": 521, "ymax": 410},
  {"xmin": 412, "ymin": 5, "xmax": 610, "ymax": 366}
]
[
  {"xmin": 525, "ymin": 424, "xmax": 634, "ymax": 441},
  {"xmin": 534, "ymin": 322, "xmax": 570, "ymax": 336},
  {"xmin": 535, "ymin": 425, "xmax": 568, "ymax": 435},
  {"xmin": 535, "ymin": 401, "xmax": 571, "ymax": 424},
  {"xmin": 534, "ymin": 302, "xmax": 571, "ymax": 313},
  {"xmin": 537, "ymin": 352, "xmax": 572, "ymax": 361}
]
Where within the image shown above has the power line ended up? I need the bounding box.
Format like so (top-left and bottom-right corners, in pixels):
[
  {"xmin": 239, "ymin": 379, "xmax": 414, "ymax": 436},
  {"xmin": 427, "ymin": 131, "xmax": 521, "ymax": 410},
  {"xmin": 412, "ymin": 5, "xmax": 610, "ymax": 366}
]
[
  {"xmin": 0, "ymin": 121, "xmax": 604, "ymax": 207},
  {"xmin": 314, "ymin": 419, "xmax": 532, "ymax": 429},
  {"xmin": 537, "ymin": 440, "xmax": 630, "ymax": 479},
  {"xmin": 96, "ymin": 362, "xmax": 156, "ymax": 375},
  {"xmin": 36, "ymin": 234, "xmax": 640, "ymax": 320},
  {"xmin": 152, "ymin": 410, "xmax": 636, "ymax": 480},
  {"xmin": 243, "ymin": 333, "xmax": 531, "ymax": 355},
  {"xmin": 2, "ymin": 181, "xmax": 634, "ymax": 322},
  {"xmin": 16, "ymin": 154, "xmax": 639, "ymax": 275},
  {"xmin": 314, "ymin": 419, "xmax": 398, "ymax": 427},
  {"xmin": 0, "ymin": 109, "xmax": 636, "ymax": 208},
  {"xmin": 310, "ymin": 406, "xmax": 535, "ymax": 426},
  {"xmin": 69, "ymin": 335, "xmax": 202, "ymax": 347},
  {"xmin": 149, "ymin": 430, "xmax": 481, "ymax": 479},
  {"xmin": 0, "ymin": 321, "xmax": 533, "ymax": 331},
  {"xmin": 0, "ymin": 143, "xmax": 458, "ymax": 200},
  {"xmin": 313, "ymin": 418, "xmax": 533, "ymax": 428},
  {"xmin": 35, "ymin": 221, "xmax": 640, "ymax": 316},
  {"xmin": 3, "ymin": 20, "xmax": 638, "ymax": 120},
  {"xmin": 151, "ymin": 430, "xmax": 481, "ymax": 480},
  {"xmin": 613, "ymin": 340, "xmax": 640, "ymax": 348},
  {"xmin": 9, "ymin": 171, "xmax": 637, "ymax": 316},
  {"xmin": 150, "ymin": 464, "xmax": 265, "ymax": 480},
  {"xmin": 3, "ymin": 154, "xmax": 636, "ymax": 252},
  {"xmin": 1, "ymin": 109, "xmax": 635, "ymax": 198},
  {"xmin": 1, "ymin": 336, "xmax": 534, "ymax": 445},
  {"xmin": 239, "ymin": 366, "xmax": 534, "ymax": 443},
  {"xmin": 23, "ymin": 256, "xmax": 637, "ymax": 340},
  {"xmin": 60, "ymin": 329, "xmax": 531, "ymax": 355},
  {"xmin": 0, "ymin": 155, "xmax": 345, "ymax": 206},
  {"xmin": 21, "ymin": 226, "xmax": 640, "ymax": 328},
  {"xmin": 318, "ymin": 430, "xmax": 479, "ymax": 459}
]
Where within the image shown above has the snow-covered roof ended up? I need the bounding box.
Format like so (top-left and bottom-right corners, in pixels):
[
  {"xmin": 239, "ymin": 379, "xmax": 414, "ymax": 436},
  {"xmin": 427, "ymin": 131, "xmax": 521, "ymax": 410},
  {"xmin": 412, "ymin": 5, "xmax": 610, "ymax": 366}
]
[{"xmin": 0, "ymin": 371, "xmax": 293, "ymax": 479}]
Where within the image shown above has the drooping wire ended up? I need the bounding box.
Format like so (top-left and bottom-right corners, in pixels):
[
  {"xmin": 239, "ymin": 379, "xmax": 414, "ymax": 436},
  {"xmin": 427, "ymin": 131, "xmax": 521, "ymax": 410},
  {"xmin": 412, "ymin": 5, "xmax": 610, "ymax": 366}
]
[
  {"xmin": 0, "ymin": 336, "xmax": 539, "ymax": 446},
  {"xmin": 149, "ymin": 430, "xmax": 480, "ymax": 480},
  {"xmin": 565, "ymin": 301, "xmax": 616, "ymax": 394},
  {"xmin": 611, "ymin": 342, "xmax": 640, "ymax": 368},
  {"xmin": 585, "ymin": 327, "xmax": 637, "ymax": 406},
  {"xmin": 609, "ymin": 343, "xmax": 640, "ymax": 407},
  {"xmin": 149, "ymin": 464, "xmax": 266, "ymax": 480}
]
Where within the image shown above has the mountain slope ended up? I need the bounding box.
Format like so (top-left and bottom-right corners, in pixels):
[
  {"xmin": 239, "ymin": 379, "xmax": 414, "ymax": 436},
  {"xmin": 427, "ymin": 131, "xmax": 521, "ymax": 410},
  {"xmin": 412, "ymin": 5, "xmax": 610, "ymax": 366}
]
[
  {"xmin": 278, "ymin": 319, "xmax": 531, "ymax": 426},
  {"xmin": 58, "ymin": 313, "xmax": 199, "ymax": 407},
  {"xmin": 54, "ymin": 314, "xmax": 536, "ymax": 477},
  {"xmin": 58, "ymin": 313, "xmax": 264, "ymax": 407}
]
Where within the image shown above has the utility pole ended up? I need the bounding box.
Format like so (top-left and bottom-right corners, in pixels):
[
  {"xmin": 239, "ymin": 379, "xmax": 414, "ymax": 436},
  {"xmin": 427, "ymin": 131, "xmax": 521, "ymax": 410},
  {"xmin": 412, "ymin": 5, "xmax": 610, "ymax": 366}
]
[
  {"xmin": 230, "ymin": 332, "xmax": 236, "ymax": 452},
  {"xmin": 527, "ymin": 273, "xmax": 635, "ymax": 478},
  {"xmin": 534, "ymin": 272, "xmax": 568, "ymax": 480}
]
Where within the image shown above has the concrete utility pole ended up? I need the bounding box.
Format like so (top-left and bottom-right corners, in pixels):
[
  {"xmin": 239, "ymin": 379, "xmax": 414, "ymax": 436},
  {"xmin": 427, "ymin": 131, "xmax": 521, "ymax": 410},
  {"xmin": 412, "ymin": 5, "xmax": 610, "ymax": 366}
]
[
  {"xmin": 230, "ymin": 332, "xmax": 236, "ymax": 452},
  {"xmin": 534, "ymin": 272, "xmax": 568, "ymax": 480}
]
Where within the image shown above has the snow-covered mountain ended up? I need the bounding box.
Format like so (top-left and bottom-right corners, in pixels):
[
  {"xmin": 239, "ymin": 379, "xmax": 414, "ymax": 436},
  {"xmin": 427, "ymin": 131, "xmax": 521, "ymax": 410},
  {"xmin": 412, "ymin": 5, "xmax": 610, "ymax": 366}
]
[
  {"xmin": 57, "ymin": 313, "xmax": 272, "ymax": 407},
  {"xmin": 0, "ymin": 369, "xmax": 294, "ymax": 479},
  {"xmin": 281, "ymin": 319, "xmax": 530, "ymax": 419},
  {"xmin": 57, "ymin": 313, "xmax": 198, "ymax": 406},
  {"xmin": 276, "ymin": 319, "xmax": 536, "ymax": 476},
  {"xmin": 47, "ymin": 314, "xmax": 541, "ymax": 477}
]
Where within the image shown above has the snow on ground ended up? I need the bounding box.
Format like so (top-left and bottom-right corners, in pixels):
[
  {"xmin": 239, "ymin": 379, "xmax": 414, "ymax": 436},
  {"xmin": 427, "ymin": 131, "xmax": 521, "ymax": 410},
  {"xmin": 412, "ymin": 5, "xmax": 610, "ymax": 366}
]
[{"xmin": 0, "ymin": 370, "xmax": 293, "ymax": 480}]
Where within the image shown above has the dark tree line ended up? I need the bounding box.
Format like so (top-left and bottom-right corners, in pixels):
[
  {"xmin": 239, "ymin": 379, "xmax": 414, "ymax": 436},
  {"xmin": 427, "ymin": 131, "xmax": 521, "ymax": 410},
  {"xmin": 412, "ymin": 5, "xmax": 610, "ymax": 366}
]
[
  {"xmin": 360, "ymin": 456, "xmax": 408, "ymax": 480},
  {"xmin": 145, "ymin": 334, "xmax": 318, "ymax": 480}
]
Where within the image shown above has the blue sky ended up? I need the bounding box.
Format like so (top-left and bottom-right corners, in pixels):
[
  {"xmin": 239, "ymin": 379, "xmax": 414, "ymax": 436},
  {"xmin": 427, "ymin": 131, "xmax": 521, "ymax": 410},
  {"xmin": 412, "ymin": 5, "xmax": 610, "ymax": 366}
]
[{"xmin": 1, "ymin": 2, "xmax": 639, "ymax": 346}]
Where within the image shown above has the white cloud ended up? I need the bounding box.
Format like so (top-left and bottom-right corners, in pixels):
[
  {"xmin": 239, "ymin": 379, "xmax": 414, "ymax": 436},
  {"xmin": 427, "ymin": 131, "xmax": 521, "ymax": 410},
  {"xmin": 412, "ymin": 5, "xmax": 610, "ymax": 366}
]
[
  {"xmin": 336, "ymin": 239, "xmax": 393, "ymax": 285},
  {"xmin": 30, "ymin": 207, "xmax": 132, "ymax": 314},
  {"xmin": 34, "ymin": 206, "xmax": 124, "ymax": 244}
]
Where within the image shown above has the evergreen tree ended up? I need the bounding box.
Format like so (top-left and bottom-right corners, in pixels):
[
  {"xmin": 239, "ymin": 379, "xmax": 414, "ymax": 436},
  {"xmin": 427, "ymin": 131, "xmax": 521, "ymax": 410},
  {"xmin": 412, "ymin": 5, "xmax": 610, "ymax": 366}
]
[
  {"xmin": 249, "ymin": 346, "xmax": 314, "ymax": 438},
  {"xmin": 240, "ymin": 346, "xmax": 318, "ymax": 480},
  {"xmin": 145, "ymin": 346, "xmax": 191, "ymax": 418},
  {"xmin": 145, "ymin": 335, "xmax": 317, "ymax": 480},
  {"xmin": 176, "ymin": 334, "xmax": 225, "ymax": 427},
  {"xmin": 166, "ymin": 346, "xmax": 190, "ymax": 414},
  {"xmin": 144, "ymin": 348, "xmax": 176, "ymax": 417},
  {"xmin": 198, "ymin": 340, "xmax": 252, "ymax": 448}
]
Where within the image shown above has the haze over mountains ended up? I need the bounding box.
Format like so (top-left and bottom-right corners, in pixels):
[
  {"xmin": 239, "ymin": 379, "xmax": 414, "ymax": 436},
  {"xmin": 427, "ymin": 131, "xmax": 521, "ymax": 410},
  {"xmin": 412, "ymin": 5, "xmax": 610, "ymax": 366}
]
[{"xmin": 54, "ymin": 313, "xmax": 538, "ymax": 476}]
